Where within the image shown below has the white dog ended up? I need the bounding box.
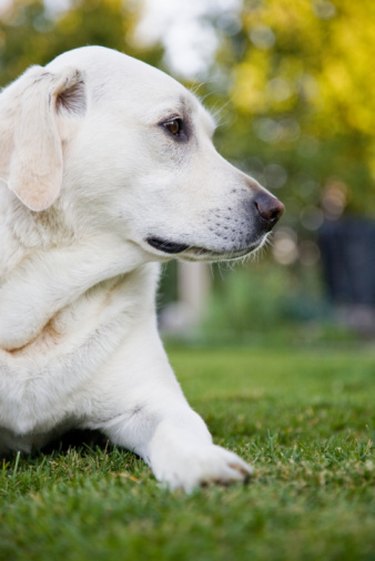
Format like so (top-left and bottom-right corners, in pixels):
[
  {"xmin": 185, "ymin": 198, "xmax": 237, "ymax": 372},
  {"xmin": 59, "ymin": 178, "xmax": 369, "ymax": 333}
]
[{"xmin": 0, "ymin": 46, "xmax": 283, "ymax": 491}]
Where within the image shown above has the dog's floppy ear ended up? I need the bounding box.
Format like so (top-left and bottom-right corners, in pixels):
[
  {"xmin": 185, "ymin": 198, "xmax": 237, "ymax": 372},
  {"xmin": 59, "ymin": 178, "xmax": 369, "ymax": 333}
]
[{"xmin": 1, "ymin": 66, "xmax": 86, "ymax": 212}]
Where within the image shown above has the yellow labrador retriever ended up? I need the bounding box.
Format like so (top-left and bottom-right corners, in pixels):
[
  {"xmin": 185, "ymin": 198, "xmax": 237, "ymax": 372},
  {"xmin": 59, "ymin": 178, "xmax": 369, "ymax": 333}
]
[{"xmin": 0, "ymin": 46, "xmax": 283, "ymax": 490}]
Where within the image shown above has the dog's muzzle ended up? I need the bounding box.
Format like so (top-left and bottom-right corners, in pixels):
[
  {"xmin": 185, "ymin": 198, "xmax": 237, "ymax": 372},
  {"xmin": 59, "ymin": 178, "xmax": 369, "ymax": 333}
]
[{"xmin": 145, "ymin": 191, "xmax": 284, "ymax": 257}]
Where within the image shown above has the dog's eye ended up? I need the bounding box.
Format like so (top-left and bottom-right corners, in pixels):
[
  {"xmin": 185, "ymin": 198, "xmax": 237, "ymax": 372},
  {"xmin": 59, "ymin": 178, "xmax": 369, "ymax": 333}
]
[{"xmin": 163, "ymin": 118, "xmax": 184, "ymax": 137}]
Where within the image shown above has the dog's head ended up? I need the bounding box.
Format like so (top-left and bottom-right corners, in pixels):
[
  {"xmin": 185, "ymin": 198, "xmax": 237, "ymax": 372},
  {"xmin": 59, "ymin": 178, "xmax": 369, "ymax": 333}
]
[{"xmin": 0, "ymin": 46, "xmax": 283, "ymax": 262}]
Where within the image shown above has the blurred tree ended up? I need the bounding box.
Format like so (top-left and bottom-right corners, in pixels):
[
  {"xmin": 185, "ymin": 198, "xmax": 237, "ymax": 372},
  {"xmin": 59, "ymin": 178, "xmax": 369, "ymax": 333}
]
[
  {"xmin": 199, "ymin": 0, "xmax": 375, "ymax": 331},
  {"xmin": 0, "ymin": 0, "xmax": 163, "ymax": 86},
  {"xmin": 199, "ymin": 0, "xmax": 375, "ymax": 230}
]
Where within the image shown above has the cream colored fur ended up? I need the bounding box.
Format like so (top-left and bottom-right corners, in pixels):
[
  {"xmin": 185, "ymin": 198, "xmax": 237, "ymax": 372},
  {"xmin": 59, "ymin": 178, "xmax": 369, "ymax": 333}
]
[{"xmin": 0, "ymin": 46, "xmax": 282, "ymax": 491}]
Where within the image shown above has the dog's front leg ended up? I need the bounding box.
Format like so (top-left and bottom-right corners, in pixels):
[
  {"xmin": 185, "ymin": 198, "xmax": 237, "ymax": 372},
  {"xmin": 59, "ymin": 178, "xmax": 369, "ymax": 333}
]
[
  {"xmin": 147, "ymin": 408, "xmax": 253, "ymax": 492},
  {"xmin": 97, "ymin": 338, "xmax": 253, "ymax": 492},
  {"xmin": 103, "ymin": 391, "xmax": 253, "ymax": 492}
]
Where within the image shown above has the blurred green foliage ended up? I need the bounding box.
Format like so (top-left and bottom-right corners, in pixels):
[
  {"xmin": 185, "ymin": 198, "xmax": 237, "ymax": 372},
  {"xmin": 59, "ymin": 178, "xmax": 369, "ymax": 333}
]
[
  {"xmin": 188, "ymin": 0, "xmax": 375, "ymax": 336},
  {"xmin": 207, "ymin": 0, "xmax": 375, "ymax": 223},
  {"xmin": 0, "ymin": 0, "xmax": 162, "ymax": 86},
  {"xmin": 202, "ymin": 261, "xmax": 331, "ymax": 340}
]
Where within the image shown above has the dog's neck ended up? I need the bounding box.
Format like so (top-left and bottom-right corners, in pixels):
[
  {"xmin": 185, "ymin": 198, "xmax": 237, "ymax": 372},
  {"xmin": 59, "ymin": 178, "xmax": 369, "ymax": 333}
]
[
  {"xmin": 3, "ymin": 196, "xmax": 74, "ymax": 250},
  {"xmin": 0, "ymin": 196, "xmax": 156, "ymax": 352}
]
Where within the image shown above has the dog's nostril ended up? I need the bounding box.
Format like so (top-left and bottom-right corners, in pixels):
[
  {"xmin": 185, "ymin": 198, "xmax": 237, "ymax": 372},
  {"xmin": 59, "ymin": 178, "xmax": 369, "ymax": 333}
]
[{"xmin": 253, "ymin": 192, "xmax": 285, "ymax": 225}]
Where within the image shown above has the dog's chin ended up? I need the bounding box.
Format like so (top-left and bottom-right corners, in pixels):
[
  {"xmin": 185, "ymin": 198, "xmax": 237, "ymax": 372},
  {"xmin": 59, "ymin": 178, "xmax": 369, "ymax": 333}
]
[{"xmin": 145, "ymin": 236, "xmax": 267, "ymax": 262}]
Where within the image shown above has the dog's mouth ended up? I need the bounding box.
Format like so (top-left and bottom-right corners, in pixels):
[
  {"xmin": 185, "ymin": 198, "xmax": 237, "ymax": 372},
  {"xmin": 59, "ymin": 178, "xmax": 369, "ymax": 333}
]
[
  {"xmin": 147, "ymin": 237, "xmax": 190, "ymax": 254},
  {"xmin": 145, "ymin": 236, "xmax": 263, "ymax": 262}
]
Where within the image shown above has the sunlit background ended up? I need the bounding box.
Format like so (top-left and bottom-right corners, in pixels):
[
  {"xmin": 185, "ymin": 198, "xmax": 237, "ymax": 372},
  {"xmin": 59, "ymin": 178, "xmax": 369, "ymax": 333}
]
[{"xmin": 1, "ymin": 0, "xmax": 374, "ymax": 342}]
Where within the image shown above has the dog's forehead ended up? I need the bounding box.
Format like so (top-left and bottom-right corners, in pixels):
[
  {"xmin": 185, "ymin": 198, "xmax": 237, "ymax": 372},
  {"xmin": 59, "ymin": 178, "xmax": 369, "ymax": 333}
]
[
  {"xmin": 47, "ymin": 46, "xmax": 214, "ymax": 128},
  {"xmin": 48, "ymin": 46, "xmax": 185, "ymax": 102},
  {"xmin": 47, "ymin": 45, "xmax": 216, "ymax": 132}
]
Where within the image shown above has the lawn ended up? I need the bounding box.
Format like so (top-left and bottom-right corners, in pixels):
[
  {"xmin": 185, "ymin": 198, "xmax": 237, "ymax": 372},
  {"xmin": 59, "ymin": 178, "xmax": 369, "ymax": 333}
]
[{"xmin": 0, "ymin": 343, "xmax": 374, "ymax": 561}]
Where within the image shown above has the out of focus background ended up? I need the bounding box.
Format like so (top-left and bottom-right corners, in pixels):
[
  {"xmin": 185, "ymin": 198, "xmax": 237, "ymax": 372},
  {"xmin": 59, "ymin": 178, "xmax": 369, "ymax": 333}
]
[{"xmin": 1, "ymin": 0, "xmax": 374, "ymax": 343}]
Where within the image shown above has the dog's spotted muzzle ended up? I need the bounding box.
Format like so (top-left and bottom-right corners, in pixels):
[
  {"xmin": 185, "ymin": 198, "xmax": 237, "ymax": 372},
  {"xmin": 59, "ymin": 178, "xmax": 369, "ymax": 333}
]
[{"xmin": 146, "ymin": 192, "xmax": 285, "ymax": 260}]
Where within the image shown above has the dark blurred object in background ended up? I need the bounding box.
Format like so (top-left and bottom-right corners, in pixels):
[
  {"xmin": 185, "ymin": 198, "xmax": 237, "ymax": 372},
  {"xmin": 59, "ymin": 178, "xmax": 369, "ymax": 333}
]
[{"xmin": 319, "ymin": 218, "xmax": 375, "ymax": 334}]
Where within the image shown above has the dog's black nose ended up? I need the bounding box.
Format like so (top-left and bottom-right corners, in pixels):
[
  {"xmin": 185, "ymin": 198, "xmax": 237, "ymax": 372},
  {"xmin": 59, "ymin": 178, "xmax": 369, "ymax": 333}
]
[{"xmin": 253, "ymin": 192, "xmax": 284, "ymax": 227}]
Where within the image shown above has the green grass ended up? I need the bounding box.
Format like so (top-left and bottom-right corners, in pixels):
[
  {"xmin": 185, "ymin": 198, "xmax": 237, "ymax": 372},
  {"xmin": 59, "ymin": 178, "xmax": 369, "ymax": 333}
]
[{"xmin": 1, "ymin": 343, "xmax": 375, "ymax": 561}]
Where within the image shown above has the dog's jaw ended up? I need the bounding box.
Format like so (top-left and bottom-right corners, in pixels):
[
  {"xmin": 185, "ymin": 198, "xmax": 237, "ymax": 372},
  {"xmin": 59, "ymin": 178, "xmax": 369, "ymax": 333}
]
[{"xmin": 144, "ymin": 234, "xmax": 269, "ymax": 262}]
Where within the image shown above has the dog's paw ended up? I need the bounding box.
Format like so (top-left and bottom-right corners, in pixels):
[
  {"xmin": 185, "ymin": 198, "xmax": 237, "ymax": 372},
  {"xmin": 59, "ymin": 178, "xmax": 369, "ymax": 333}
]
[{"xmin": 152, "ymin": 444, "xmax": 253, "ymax": 492}]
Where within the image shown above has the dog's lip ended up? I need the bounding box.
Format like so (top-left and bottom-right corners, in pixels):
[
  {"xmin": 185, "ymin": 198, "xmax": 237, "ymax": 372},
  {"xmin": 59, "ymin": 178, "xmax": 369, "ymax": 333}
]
[
  {"xmin": 145, "ymin": 236, "xmax": 262, "ymax": 261},
  {"xmin": 146, "ymin": 237, "xmax": 190, "ymax": 254},
  {"xmin": 182, "ymin": 246, "xmax": 257, "ymax": 262}
]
